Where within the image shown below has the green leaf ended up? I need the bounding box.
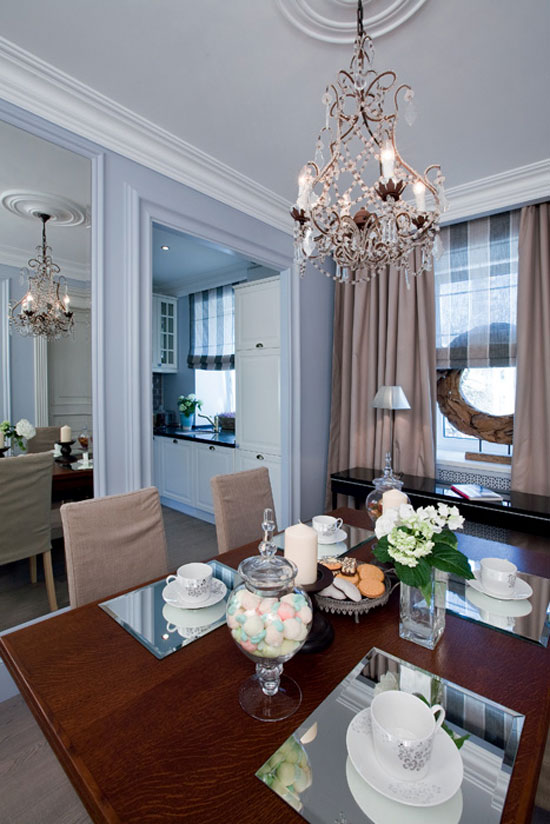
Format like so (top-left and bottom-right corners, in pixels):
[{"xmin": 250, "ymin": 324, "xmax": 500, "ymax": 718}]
[
  {"xmin": 394, "ymin": 557, "xmax": 432, "ymax": 590},
  {"xmin": 372, "ymin": 540, "xmax": 391, "ymax": 563},
  {"xmin": 432, "ymin": 529, "xmax": 458, "ymax": 550},
  {"xmin": 431, "ymin": 544, "xmax": 474, "ymax": 579}
]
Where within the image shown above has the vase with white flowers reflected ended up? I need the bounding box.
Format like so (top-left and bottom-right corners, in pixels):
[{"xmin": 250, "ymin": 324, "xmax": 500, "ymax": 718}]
[{"xmin": 373, "ymin": 502, "xmax": 473, "ymax": 649}]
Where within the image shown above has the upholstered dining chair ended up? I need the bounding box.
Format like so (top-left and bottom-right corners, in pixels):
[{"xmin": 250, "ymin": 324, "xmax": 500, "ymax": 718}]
[
  {"xmin": 60, "ymin": 486, "xmax": 168, "ymax": 607},
  {"xmin": 210, "ymin": 467, "xmax": 277, "ymax": 554},
  {"xmin": 0, "ymin": 451, "xmax": 58, "ymax": 611},
  {"xmin": 26, "ymin": 426, "xmax": 60, "ymax": 453}
]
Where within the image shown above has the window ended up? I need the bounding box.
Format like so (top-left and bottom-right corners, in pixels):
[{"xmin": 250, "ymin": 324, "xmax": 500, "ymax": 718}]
[
  {"xmin": 434, "ymin": 211, "xmax": 519, "ymax": 461},
  {"xmin": 195, "ymin": 369, "xmax": 235, "ymax": 420}
]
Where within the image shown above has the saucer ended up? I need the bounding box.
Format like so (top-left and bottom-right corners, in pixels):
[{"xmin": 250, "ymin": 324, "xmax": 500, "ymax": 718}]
[
  {"xmin": 74, "ymin": 459, "xmax": 93, "ymax": 470},
  {"xmin": 162, "ymin": 600, "xmax": 226, "ymax": 634},
  {"xmin": 345, "ymin": 758, "xmax": 463, "ymax": 824},
  {"xmin": 466, "ymin": 586, "xmax": 533, "ymax": 619},
  {"xmin": 468, "ymin": 569, "xmax": 533, "ymax": 601},
  {"xmin": 346, "ymin": 708, "xmax": 463, "ymax": 808},
  {"xmin": 162, "ymin": 578, "xmax": 227, "ymax": 609},
  {"xmin": 317, "ymin": 527, "xmax": 347, "ymax": 545}
]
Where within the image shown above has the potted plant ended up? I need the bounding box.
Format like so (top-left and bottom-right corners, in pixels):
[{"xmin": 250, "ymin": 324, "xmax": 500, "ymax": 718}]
[
  {"xmin": 0, "ymin": 418, "xmax": 36, "ymax": 455},
  {"xmin": 177, "ymin": 395, "xmax": 202, "ymax": 431}
]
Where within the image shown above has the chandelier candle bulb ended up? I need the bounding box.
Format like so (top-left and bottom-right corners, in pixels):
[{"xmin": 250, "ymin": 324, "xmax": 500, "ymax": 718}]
[
  {"xmin": 60, "ymin": 425, "xmax": 72, "ymax": 443},
  {"xmin": 382, "ymin": 488, "xmax": 409, "ymax": 513},
  {"xmin": 284, "ymin": 523, "xmax": 318, "ymax": 585},
  {"xmin": 380, "ymin": 143, "xmax": 395, "ymax": 179},
  {"xmin": 413, "ymin": 181, "xmax": 426, "ymax": 211}
]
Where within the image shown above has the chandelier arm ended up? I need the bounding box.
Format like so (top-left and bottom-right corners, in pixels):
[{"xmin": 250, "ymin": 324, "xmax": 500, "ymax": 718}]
[{"xmin": 393, "ymin": 83, "xmax": 412, "ymax": 112}]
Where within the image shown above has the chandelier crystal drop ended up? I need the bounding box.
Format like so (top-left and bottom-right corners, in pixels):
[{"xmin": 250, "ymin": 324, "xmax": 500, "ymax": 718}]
[
  {"xmin": 292, "ymin": 0, "xmax": 447, "ymax": 287},
  {"xmin": 9, "ymin": 213, "xmax": 74, "ymax": 340}
]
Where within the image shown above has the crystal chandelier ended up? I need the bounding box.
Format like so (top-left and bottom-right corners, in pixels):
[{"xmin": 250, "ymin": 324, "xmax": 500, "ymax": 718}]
[
  {"xmin": 292, "ymin": 0, "xmax": 447, "ymax": 287},
  {"xmin": 9, "ymin": 213, "xmax": 74, "ymax": 340}
]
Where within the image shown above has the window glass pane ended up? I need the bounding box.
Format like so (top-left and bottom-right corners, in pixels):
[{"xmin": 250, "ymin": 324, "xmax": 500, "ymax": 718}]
[
  {"xmin": 460, "ymin": 367, "xmax": 516, "ymax": 416},
  {"xmin": 194, "ymin": 370, "xmax": 235, "ymax": 419}
]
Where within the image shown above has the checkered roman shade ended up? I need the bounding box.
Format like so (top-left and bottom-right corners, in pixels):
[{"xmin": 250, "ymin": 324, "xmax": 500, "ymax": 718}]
[
  {"xmin": 187, "ymin": 285, "xmax": 235, "ymax": 370},
  {"xmin": 435, "ymin": 210, "xmax": 520, "ymax": 369}
]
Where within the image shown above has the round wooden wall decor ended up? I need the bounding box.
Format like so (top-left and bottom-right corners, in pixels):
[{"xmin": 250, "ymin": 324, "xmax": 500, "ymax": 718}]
[{"xmin": 436, "ymin": 369, "xmax": 514, "ymax": 444}]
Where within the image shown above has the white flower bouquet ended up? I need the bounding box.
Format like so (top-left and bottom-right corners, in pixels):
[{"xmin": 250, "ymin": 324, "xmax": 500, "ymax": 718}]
[
  {"xmin": 372, "ymin": 503, "xmax": 474, "ymax": 603},
  {"xmin": 0, "ymin": 418, "xmax": 36, "ymax": 451}
]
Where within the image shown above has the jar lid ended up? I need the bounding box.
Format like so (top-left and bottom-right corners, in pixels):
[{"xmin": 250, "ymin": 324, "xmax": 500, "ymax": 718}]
[{"xmin": 238, "ymin": 553, "xmax": 297, "ymax": 594}]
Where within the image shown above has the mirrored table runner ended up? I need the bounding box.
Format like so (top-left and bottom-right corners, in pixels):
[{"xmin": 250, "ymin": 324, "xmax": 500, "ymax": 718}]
[
  {"xmin": 257, "ymin": 648, "xmax": 524, "ymax": 824},
  {"xmin": 273, "ymin": 523, "xmax": 375, "ymax": 558},
  {"xmin": 99, "ymin": 560, "xmax": 239, "ymax": 659},
  {"xmin": 446, "ymin": 565, "xmax": 550, "ymax": 647}
]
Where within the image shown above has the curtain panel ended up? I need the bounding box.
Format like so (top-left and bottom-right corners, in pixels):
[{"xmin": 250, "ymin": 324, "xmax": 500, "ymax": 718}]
[
  {"xmin": 511, "ymin": 202, "xmax": 550, "ymax": 495},
  {"xmin": 435, "ymin": 210, "xmax": 520, "ymax": 368},
  {"xmin": 187, "ymin": 285, "xmax": 235, "ymax": 370},
  {"xmin": 326, "ymin": 251, "xmax": 437, "ymax": 508}
]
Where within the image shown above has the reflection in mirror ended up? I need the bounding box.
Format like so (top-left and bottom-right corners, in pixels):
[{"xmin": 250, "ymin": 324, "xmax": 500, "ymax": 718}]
[{"xmin": 0, "ymin": 118, "xmax": 92, "ymax": 630}]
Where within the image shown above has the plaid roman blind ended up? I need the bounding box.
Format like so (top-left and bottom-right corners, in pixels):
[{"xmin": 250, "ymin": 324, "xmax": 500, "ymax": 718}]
[
  {"xmin": 187, "ymin": 285, "xmax": 235, "ymax": 370},
  {"xmin": 435, "ymin": 210, "xmax": 520, "ymax": 369}
]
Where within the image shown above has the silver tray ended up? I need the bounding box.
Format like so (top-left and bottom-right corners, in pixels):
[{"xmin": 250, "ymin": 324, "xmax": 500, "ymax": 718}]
[{"xmin": 314, "ymin": 569, "xmax": 396, "ymax": 623}]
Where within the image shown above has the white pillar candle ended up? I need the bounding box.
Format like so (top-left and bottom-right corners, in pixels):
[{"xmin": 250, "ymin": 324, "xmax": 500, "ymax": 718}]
[
  {"xmin": 380, "ymin": 143, "xmax": 395, "ymax": 179},
  {"xmin": 60, "ymin": 425, "xmax": 72, "ymax": 442},
  {"xmin": 382, "ymin": 489, "xmax": 409, "ymax": 513},
  {"xmin": 284, "ymin": 522, "xmax": 318, "ymax": 585},
  {"xmin": 413, "ymin": 181, "xmax": 426, "ymax": 211}
]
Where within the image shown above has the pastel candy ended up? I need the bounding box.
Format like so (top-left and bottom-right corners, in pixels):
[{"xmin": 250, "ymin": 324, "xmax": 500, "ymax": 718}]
[
  {"xmin": 297, "ymin": 606, "xmax": 312, "ymax": 624},
  {"xmin": 281, "ymin": 594, "xmax": 296, "ymax": 606},
  {"xmin": 241, "ymin": 639, "xmax": 258, "ymax": 653},
  {"xmin": 332, "ymin": 577, "xmax": 361, "ymax": 602},
  {"xmin": 258, "ymin": 597, "xmax": 278, "ymax": 614},
  {"xmin": 295, "ymin": 621, "xmax": 309, "ymax": 641},
  {"xmin": 243, "ymin": 615, "xmax": 264, "ymax": 637},
  {"xmin": 226, "ymin": 614, "xmax": 240, "ymax": 630},
  {"xmin": 280, "ymin": 639, "xmax": 299, "ymax": 656},
  {"xmin": 283, "ymin": 618, "xmax": 301, "ymax": 640},
  {"xmin": 277, "ymin": 603, "xmax": 295, "ymax": 621},
  {"xmin": 265, "ymin": 626, "xmax": 284, "ymax": 647},
  {"xmin": 240, "ymin": 591, "xmax": 261, "ymax": 611}
]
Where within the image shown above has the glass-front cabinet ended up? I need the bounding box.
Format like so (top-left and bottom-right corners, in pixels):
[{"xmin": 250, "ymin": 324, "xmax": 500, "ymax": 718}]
[{"xmin": 152, "ymin": 294, "xmax": 178, "ymax": 373}]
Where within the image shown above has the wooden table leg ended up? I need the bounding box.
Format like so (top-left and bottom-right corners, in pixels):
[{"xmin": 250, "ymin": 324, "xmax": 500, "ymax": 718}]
[{"xmin": 42, "ymin": 550, "xmax": 58, "ymax": 612}]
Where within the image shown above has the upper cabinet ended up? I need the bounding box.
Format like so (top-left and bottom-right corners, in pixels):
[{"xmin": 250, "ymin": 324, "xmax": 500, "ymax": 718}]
[
  {"xmin": 235, "ymin": 277, "xmax": 280, "ymax": 351},
  {"xmin": 152, "ymin": 294, "xmax": 178, "ymax": 373}
]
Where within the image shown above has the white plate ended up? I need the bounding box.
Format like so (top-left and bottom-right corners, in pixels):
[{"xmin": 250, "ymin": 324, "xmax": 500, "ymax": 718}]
[
  {"xmin": 73, "ymin": 460, "xmax": 93, "ymax": 470},
  {"xmin": 162, "ymin": 600, "xmax": 226, "ymax": 633},
  {"xmin": 345, "ymin": 758, "xmax": 463, "ymax": 824},
  {"xmin": 162, "ymin": 578, "xmax": 227, "ymax": 609},
  {"xmin": 466, "ymin": 586, "xmax": 533, "ymax": 619},
  {"xmin": 317, "ymin": 527, "xmax": 347, "ymax": 545},
  {"xmin": 346, "ymin": 708, "xmax": 463, "ymax": 808},
  {"xmin": 468, "ymin": 569, "xmax": 533, "ymax": 601}
]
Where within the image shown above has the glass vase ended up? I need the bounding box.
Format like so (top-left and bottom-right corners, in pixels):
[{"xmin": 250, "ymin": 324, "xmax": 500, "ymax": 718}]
[{"xmin": 399, "ymin": 569, "xmax": 447, "ymax": 650}]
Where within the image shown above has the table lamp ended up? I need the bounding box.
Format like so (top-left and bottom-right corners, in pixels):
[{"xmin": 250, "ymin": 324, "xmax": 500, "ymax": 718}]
[{"xmin": 371, "ymin": 385, "xmax": 411, "ymax": 480}]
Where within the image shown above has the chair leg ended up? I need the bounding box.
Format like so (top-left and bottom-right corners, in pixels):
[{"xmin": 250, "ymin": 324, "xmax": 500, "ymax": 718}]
[
  {"xmin": 29, "ymin": 556, "xmax": 37, "ymax": 584},
  {"xmin": 42, "ymin": 550, "xmax": 58, "ymax": 612}
]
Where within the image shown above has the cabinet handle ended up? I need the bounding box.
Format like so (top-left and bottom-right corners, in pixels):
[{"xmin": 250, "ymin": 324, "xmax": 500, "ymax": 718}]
[
  {"xmin": 209, "ymin": 445, "xmax": 215, "ymax": 451},
  {"xmin": 256, "ymin": 454, "xmax": 264, "ymax": 460},
  {"xmin": 255, "ymin": 342, "xmax": 264, "ymax": 348},
  {"xmin": 172, "ymin": 439, "xmax": 178, "ymax": 444}
]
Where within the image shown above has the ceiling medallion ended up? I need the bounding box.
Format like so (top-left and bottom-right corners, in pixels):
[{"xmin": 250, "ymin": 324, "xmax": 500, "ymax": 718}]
[
  {"xmin": 292, "ymin": 0, "xmax": 446, "ymax": 286},
  {"xmin": 276, "ymin": 0, "xmax": 427, "ymax": 43},
  {"xmin": 1, "ymin": 190, "xmax": 87, "ymax": 226}
]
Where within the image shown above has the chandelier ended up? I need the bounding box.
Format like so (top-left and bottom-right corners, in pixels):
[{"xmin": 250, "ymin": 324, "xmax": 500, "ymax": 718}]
[
  {"xmin": 292, "ymin": 0, "xmax": 447, "ymax": 287},
  {"xmin": 9, "ymin": 212, "xmax": 74, "ymax": 340}
]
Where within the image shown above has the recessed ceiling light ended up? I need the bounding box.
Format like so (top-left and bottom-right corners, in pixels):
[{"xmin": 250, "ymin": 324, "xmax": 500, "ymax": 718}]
[{"xmin": 161, "ymin": 245, "xmax": 170, "ymax": 251}]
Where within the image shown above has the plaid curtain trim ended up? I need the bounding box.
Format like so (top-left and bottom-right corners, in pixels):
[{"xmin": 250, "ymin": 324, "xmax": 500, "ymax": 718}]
[{"xmin": 187, "ymin": 284, "xmax": 235, "ymax": 371}]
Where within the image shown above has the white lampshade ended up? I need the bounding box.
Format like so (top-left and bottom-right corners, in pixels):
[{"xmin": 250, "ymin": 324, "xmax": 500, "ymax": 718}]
[{"xmin": 371, "ymin": 385, "xmax": 411, "ymax": 411}]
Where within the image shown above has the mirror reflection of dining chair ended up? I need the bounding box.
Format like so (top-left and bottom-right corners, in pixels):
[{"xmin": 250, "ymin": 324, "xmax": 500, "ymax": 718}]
[
  {"xmin": 26, "ymin": 426, "xmax": 60, "ymax": 454},
  {"xmin": 60, "ymin": 486, "xmax": 168, "ymax": 607},
  {"xmin": 0, "ymin": 451, "xmax": 58, "ymax": 612},
  {"xmin": 210, "ymin": 467, "xmax": 277, "ymax": 554}
]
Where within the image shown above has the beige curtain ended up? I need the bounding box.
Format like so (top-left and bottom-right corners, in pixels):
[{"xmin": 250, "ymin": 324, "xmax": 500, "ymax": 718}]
[
  {"xmin": 511, "ymin": 203, "xmax": 550, "ymax": 495},
  {"xmin": 326, "ymin": 252, "xmax": 437, "ymax": 506}
]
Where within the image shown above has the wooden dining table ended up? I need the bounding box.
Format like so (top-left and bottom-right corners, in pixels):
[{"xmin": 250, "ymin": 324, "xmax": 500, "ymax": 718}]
[
  {"xmin": 1, "ymin": 508, "xmax": 549, "ymax": 824},
  {"xmin": 52, "ymin": 461, "xmax": 93, "ymax": 502}
]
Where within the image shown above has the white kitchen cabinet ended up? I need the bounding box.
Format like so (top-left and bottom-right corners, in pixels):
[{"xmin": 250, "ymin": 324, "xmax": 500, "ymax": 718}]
[
  {"xmin": 194, "ymin": 442, "xmax": 235, "ymax": 514},
  {"xmin": 160, "ymin": 437, "xmax": 194, "ymax": 505},
  {"xmin": 235, "ymin": 350, "xmax": 280, "ymax": 455},
  {"xmin": 235, "ymin": 277, "xmax": 280, "ymax": 351},
  {"xmin": 152, "ymin": 294, "xmax": 178, "ymax": 373},
  {"xmin": 235, "ymin": 450, "xmax": 282, "ymax": 526}
]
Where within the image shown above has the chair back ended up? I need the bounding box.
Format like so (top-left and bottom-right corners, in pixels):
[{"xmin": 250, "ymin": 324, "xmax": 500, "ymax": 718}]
[
  {"xmin": 26, "ymin": 426, "xmax": 60, "ymax": 453},
  {"xmin": 0, "ymin": 452, "xmax": 53, "ymax": 563},
  {"xmin": 210, "ymin": 467, "xmax": 277, "ymax": 554},
  {"xmin": 60, "ymin": 486, "xmax": 168, "ymax": 607}
]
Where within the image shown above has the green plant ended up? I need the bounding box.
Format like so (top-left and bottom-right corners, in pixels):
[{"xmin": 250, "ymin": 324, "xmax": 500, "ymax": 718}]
[{"xmin": 177, "ymin": 394, "xmax": 202, "ymax": 416}]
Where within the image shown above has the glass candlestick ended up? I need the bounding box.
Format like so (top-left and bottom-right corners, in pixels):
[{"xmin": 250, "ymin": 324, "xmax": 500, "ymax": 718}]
[{"xmin": 366, "ymin": 452, "xmax": 407, "ymax": 523}]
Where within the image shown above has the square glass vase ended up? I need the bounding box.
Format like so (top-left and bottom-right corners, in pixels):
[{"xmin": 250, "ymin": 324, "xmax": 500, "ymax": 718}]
[{"xmin": 399, "ymin": 568, "xmax": 447, "ymax": 650}]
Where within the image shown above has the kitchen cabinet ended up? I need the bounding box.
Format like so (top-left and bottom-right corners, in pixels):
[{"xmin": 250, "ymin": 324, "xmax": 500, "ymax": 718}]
[
  {"xmin": 194, "ymin": 442, "xmax": 235, "ymax": 514},
  {"xmin": 235, "ymin": 276, "xmax": 280, "ymax": 351},
  {"xmin": 159, "ymin": 437, "xmax": 194, "ymax": 505},
  {"xmin": 235, "ymin": 350, "xmax": 280, "ymax": 455},
  {"xmin": 152, "ymin": 294, "xmax": 178, "ymax": 373},
  {"xmin": 234, "ymin": 450, "xmax": 282, "ymax": 527}
]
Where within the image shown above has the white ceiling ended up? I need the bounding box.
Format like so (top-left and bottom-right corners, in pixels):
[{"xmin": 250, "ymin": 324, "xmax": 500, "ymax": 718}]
[{"xmin": 0, "ymin": 0, "xmax": 548, "ymax": 211}]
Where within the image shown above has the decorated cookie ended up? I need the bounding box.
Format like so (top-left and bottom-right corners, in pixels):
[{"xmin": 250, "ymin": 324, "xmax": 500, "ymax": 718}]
[
  {"xmin": 336, "ymin": 571, "xmax": 360, "ymax": 586},
  {"xmin": 341, "ymin": 557, "xmax": 358, "ymax": 575},
  {"xmin": 332, "ymin": 577, "xmax": 362, "ymax": 602},
  {"xmin": 319, "ymin": 583, "xmax": 347, "ymax": 600},
  {"xmin": 320, "ymin": 557, "xmax": 341, "ymax": 571}
]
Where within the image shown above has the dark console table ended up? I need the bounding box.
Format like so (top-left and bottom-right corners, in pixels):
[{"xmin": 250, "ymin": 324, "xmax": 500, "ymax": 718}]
[{"xmin": 331, "ymin": 467, "xmax": 550, "ymax": 535}]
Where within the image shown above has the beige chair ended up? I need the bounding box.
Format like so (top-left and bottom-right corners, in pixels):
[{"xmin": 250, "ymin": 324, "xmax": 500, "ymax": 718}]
[
  {"xmin": 0, "ymin": 452, "xmax": 58, "ymax": 611},
  {"xmin": 60, "ymin": 486, "xmax": 168, "ymax": 607},
  {"xmin": 210, "ymin": 467, "xmax": 277, "ymax": 554},
  {"xmin": 26, "ymin": 426, "xmax": 60, "ymax": 453}
]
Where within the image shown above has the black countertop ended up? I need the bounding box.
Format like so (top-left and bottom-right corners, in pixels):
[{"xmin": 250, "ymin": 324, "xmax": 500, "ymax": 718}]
[{"xmin": 153, "ymin": 426, "xmax": 236, "ymax": 448}]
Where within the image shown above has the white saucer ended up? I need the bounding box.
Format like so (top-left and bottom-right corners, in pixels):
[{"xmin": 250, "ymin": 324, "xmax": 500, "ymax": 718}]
[
  {"xmin": 317, "ymin": 527, "xmax": 347, "ymax": 545},
  {"xmin": 74, "ymin": 460, "xmax": 93, "ymax": 470},
  {"xmin": 468, "ymin": 569, "xmax": 533, "ymax": 601},
  {"xmin": 466, "ymin": 586, "xmax": 533, "ymax": 619},
  {"xmin": 345, "ymin": 758, "xmax": 463, "ymax": 824},
  {"xmin": 162, "ymin": 578, "xmax": 227, "ymax": 609},
  {"xmin": 162, "ymin": 600, "xmax": 226, "ymax": 635},
  {"xmin": 346, "ymin": 708, "xmax": 463, "ymax": 808}
]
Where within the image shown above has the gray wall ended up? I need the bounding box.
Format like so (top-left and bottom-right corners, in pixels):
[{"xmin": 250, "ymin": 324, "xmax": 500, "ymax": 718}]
[{"xmin": 1, "ymin": 263, "xmax": 34, "ymax": 423}]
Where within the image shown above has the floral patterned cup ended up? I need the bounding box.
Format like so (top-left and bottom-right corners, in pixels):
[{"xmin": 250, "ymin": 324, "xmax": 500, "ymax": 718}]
[
  {"xmin": 166, "ymin": 562, "xmax": 212, "ymax": 603},
  {"xmin": 370, "ymin": 690, "xmax": 445, "ymax": 781},
  {"xmin": 480, "ymin": 557, "xmax": 517, "ymax": 597}
]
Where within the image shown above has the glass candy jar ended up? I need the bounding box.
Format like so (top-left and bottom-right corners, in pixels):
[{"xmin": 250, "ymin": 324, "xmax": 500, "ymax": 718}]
[
  {"xmin": 366, "ymin": 452, "xmax": 409, "ymax": 524},
  {"xmin": 226, "ymin": 509, "xmax": 313, "ymax": 722}
]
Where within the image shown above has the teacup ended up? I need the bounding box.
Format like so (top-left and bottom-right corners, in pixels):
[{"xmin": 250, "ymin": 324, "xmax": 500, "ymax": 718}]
[
  {"xmin": 370, "ymin": 690, "xmax": 445, "ymax": 781},
  {"xmin": 480, "ymin": 557, "xmax": 517, "ymax": 597},
  {"xmin": 312, "ymin": 515, "xmax": 343, "ymax": 537},
  {"xmin": 166, "ymin": 562, "xmax": 212, "ymax": 603}
]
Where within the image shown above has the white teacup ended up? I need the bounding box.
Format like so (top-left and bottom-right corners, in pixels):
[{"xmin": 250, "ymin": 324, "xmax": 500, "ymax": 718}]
[
  {"xmin": 312, "ymin": 515, "xmax": 343, "ymax": 537},
  {"xmin": 480, "ymin": 557, "xmax": 517, "ymax": 597},
  {"xmin": 370, "ymin": 691, "xmax": 445, "ymax": 781},
  {"xmin": 166, "ymin": 562, "xmax": 212, "ymax": 603}
]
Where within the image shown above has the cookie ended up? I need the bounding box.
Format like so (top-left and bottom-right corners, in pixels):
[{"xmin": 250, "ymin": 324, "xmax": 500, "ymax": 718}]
[
  {"xmin": 341, "ymin": 557, "xmax": 357, "ymax": 575},
  {"xmin": 319, "ymin": 583, "xmax": 347, "ymax": 600},
  {"xmin": 320, "ymin": 557, "xmax": 341, "ymax": 571},
  {"xmin": 358, "ymin": 577, "xmax": 386, "ymax": 598},
  {"xmin": 336, "ymin": 572, "xmax": 360, "ymax": 586},
  {"xmin": 332, "ymin": 577, "xmax": 362, "ymax": 602},
  {"xmin": 358, "ymin": 563, "xmax": 384, "ymax": 582}
]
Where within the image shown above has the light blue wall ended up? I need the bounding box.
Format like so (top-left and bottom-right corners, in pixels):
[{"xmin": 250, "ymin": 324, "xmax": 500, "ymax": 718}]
[{"xmin": 1, "ymin": 263, "xmax": 35, "ymax": 423}]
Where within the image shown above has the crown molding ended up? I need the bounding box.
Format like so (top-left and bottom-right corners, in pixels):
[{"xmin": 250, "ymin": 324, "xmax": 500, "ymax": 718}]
[
  {"xmin": 0, "ymin": 241, "xmax": 90, "ymax": 280},
  {"xmin": 0, "ymin": 36, "xmax": 293, "ymax": 236},
  {"xmin": 443, "ymin": 159, "xmax": 550, "ymax": 225}
]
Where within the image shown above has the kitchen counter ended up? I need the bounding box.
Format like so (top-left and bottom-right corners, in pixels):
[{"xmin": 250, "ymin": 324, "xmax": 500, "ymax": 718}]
[{"xmin": 153, "ymin": 426, "xmax": 236, "ymax": 448}]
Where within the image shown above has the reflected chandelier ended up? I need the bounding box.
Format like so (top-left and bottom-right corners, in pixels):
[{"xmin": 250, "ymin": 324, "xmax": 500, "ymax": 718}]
[
  {"xmin": 9, "ymin": 212, "xmax": 74, "ymax": 340},
  {"xmin": 292, "ymin": 0, "xmax": 447, "ymax": 286}
]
